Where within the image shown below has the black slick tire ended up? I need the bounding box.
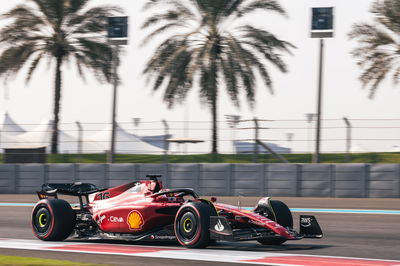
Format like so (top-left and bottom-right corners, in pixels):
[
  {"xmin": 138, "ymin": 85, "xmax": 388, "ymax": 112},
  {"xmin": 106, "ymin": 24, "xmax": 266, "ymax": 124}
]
[
  {"xmin": 31, "ymin": 199, "xmax": 75, "ymax": 241},
  {"xmin": 174, "ymin": 201, "xmax": 211, "ymax": 248}
]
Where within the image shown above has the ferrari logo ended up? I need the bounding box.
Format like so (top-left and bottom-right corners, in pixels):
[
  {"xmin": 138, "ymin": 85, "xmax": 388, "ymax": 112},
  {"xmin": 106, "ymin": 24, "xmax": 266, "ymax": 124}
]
[
  {"xmin": 214, "ymin": 219, "xmax": 224, "ymax": 232},
  {"xmin": 127, "ymin": 211, "xmax": 144, "ymax": 230}
]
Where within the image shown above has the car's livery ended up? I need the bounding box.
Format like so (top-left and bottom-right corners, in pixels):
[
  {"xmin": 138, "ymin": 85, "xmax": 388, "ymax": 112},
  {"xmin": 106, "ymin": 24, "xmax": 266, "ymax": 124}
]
[{"xmin": 31, "ymin": 175, "xmax": 322, "ymax": 248}]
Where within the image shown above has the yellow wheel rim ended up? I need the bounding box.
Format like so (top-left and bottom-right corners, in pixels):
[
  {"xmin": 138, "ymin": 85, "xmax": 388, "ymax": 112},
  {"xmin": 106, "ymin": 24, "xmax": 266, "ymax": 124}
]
[
  {"xmin": 183, "ymin": 218, "xmax": 192, "ymax": 233},
  {"xmin": 38, "ymin": 213, "xmax": 46, "ymax": 227}
]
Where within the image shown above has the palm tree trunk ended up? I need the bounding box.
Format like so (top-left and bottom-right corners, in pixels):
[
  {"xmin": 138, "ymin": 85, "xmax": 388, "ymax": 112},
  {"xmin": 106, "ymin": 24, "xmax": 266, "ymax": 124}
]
[
  {"xmin": 210, "ymin": 40, "xmax": 219, "ymax": 154},
  {"xmin": 51, "ymin": 56, "xmax": 62, "ymax": 154},
  {"xmin": 211, "ymin": 91, "xmax": 218, "ymax": 154}
]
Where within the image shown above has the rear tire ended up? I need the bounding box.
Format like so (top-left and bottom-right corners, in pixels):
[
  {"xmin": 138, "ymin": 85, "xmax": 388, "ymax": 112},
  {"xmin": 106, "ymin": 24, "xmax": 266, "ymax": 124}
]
[
  {"xmin": 174, "ymin": 202, "xmax": 211, "ymax": 248},
  {"xmin": 257, "ymin": 200, "xmax": 293, "ymax": 245},
  {"xmin": 32, "ymin": 199, "xmax": 75, "ymax": 241}
]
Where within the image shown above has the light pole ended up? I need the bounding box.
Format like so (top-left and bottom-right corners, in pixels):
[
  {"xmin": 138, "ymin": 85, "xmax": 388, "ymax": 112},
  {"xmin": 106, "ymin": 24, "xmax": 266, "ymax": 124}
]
[
  {"xmin": 311, "ymin": 7, "xmax": 334, "ymax": 163},
  {"xmin": 313, "ymin": 38, "xmax": 324, "ymax": 163},
  {"xmin": 343, "ymin": 117, "xmax": 352, "ymax": 162},
  {"xmin": 107, "ymin": 16, "xmax": 128, "ymax": 163}
]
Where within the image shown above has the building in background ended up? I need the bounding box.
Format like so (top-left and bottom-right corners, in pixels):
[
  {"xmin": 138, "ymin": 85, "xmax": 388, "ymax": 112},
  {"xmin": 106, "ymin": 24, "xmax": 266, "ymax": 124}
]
[{"xmin": 234, "ymin": 141, "xmax": 291, "ymax": 154}]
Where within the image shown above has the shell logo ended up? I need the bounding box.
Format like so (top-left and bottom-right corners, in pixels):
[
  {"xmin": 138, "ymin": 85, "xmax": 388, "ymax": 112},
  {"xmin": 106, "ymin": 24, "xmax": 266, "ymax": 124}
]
[{"xmin": 127, "ymin": 211, "xmax": 144, "ymax": 230}]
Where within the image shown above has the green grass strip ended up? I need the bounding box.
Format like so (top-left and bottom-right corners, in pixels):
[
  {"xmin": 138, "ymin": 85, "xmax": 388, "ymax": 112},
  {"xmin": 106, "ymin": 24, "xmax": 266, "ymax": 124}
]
[
  {"xmin": 0, "ymin": 254, "xmax": 105, "ymax": 266},
  {"xmin": 3, "ymin": 152, "xmax": 400, "ymax": 164},
  {"xmin": 43, "ymin": 152, "xmax": 400, "ymax": 164}
]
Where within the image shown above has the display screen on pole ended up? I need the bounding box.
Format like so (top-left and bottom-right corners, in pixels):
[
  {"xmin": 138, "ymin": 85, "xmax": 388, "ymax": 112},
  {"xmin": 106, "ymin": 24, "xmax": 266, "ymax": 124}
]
[
  {"xmin": 107, "ymin": 16, "xmax": 128, "ymax": 38},
  {"xmin": 312, "ymin": 8, "xmax": 333, "ymax": 30},
  {"xmin": 311, "ymin": 7, "xmax": 334, "ymax": 38}
]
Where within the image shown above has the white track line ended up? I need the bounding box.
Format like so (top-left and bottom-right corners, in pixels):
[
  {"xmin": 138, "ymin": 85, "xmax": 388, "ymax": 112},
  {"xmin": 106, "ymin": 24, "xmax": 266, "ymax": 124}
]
[{"xmin": 0, "ymin": 238, "xmax": 399, "ymax": 266}]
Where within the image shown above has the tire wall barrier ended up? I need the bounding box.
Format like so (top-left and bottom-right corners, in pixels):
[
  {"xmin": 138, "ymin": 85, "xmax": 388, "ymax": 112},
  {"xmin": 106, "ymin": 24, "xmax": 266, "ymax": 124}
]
[{"xmin": 0, "ymin": 163, "xmax": 399, "ymax": 198}]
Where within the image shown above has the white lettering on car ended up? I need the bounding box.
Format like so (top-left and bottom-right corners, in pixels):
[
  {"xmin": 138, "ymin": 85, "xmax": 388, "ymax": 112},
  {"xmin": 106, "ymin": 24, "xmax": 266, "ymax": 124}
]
[{"xmin": 109, "ymin": 216, "xmax": 124, "ymax": 223}]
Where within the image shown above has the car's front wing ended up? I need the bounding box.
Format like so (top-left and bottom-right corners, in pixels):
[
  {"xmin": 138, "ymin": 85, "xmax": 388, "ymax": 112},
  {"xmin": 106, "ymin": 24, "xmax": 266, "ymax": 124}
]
[{"xmin": 209, "ymin": 215, "xmax": 322, "ymax": 242}]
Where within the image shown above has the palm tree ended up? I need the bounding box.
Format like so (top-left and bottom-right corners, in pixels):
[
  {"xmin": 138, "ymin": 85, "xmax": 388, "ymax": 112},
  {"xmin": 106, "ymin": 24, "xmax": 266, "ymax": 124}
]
[
  {"xmin": 349, "ymin": 0, "xmax": 400, "ymax": 98},
  {"xmin": 142, "ymin": 0, "xmax": 294, "ymax": 154},
  {"xmin": 0, "ymin": 0, "xmax": 122, "ymax": 153}
]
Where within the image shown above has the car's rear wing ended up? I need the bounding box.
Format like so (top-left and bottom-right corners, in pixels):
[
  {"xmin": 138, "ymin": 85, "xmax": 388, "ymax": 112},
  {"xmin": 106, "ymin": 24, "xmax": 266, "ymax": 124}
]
[{"xmin": 37, "ymin": 182, "xmax": 107, "ymax": 209}]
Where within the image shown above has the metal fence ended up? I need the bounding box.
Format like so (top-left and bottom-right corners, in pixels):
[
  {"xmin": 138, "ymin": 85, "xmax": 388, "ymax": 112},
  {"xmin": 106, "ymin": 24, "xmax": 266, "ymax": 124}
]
[
  {"xmin": 0, "ymin": 163, "xmax": 399, "ymax": 198},
  {"xmin": 2, "ymin": 118, "xmax": 400, "ymax": 157}
]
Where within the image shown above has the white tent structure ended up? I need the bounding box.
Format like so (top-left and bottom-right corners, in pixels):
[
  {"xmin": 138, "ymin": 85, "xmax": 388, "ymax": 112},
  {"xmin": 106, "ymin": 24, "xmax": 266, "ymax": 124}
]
[
  {"xmin": 0, "ymin": 131, "xmax": 24, "ymax": 149},
  {"xmin": 0, "ymin": 113, "xmax": 164, "ymax": 154},
  {"xmin": 0, "ymin": 112, "xmax": 27, "ymax": 149},
  {"xmin": 0, "ymin": 112, "xmax": 26, "ymax": 136},
  {"xmin": 15, "ymin": 120, "xmax": 85, "ymax": 153},
  {"xmin": 85, "ymin": 123, "xmax": 164, "ymax": 154}
]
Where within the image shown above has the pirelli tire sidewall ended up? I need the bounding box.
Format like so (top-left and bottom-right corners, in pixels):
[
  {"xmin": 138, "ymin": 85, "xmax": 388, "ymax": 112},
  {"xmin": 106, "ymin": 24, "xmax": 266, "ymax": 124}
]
[
  {"xmin": 31, "ymin": 198, "xmax": 75, "ymax": 241},
  {"xmin": 174, "ymin": 201, "xmax": 211, "ymax": 248}
]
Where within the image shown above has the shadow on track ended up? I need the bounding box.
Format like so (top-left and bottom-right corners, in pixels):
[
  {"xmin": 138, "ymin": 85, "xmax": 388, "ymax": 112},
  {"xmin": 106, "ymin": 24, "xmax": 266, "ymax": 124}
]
[{"xmin": 208, "ymin": 242, "xmax": 332, "ymax": 252}]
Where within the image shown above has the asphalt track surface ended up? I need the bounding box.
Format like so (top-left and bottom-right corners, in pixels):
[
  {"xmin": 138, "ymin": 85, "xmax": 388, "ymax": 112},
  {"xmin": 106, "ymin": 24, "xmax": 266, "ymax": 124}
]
[{"xmin": 0, "ymin": 195, "xmax": 399, "ymax": 265}]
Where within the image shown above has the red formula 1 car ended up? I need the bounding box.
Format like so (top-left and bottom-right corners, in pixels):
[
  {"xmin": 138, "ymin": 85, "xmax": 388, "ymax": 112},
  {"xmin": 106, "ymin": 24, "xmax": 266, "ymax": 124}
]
[{"xmin": 31, "ymin": 175, "xmax": 322, "ymax": 248}]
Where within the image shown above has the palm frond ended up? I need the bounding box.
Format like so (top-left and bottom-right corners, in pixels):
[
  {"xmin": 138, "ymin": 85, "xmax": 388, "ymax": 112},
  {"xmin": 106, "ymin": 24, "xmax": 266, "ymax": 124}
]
[
  {"xmin": 141, "ymin": 23, "xmax": 188, "ymax": 46},
  {"xmin": 234, "ymin": 0, "xmax": 286, "ymax": 18},
  {"xmin": 220, "ymin": 55, "xmax": 240, "ymax": 106},
  {"xmin": 75, "ymin": 38, "xmax": 113, "ymax": 82},
  {"xmin": 142, "ymin": 7, "xmax": 195, "ymax": 29},
  {"xmin": 0, "ymin": 4, "xmax": 48, "ymax": 45},
  {"xmin": 0, "ymin": 43, "xmax": 37, "ymax": 81},
  {"xmin": 65, "ymin": 0, "xmax": 89, "ymax": 15},
  {"xmin": 371, "ymin": 0, "xmax": 400, "ymax": 33},
  {"xmin": 1, "ymin": 4, "xmax": 47, "ymax": 26},
  {"xmin": 349, "ymin": 6, "xmax": 399, "ymax": 97},
  {"xmin": 160, "ymin": 49, "xmax": 193, "ymax": 107},
  {"xmin": 31, "ymin": 0, "xmax": 64, "ymax": 29},
  {"xmin": 26, "ymin": 50, "xmax": 46, "ymax": 84},
  {"xmin": 68, "ymin": 5, "xmax": 123, "ymax": 33},
  {"xmin": 240, "ymin": 25, "xmax": 294, "ymax": 73}
]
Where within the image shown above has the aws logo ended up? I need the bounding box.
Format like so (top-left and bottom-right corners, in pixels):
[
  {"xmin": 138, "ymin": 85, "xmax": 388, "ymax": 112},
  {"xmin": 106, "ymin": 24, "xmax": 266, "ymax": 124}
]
[{"xmin": 127, "ymin": 211, "xmax": 144, "ymax": 230}]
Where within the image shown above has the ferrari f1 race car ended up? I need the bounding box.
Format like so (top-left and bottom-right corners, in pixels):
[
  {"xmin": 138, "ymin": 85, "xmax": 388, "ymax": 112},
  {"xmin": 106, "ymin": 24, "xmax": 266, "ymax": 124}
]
[{"xmin": 32, "ymin": 175, "xmax": 322, "ymax": 248}]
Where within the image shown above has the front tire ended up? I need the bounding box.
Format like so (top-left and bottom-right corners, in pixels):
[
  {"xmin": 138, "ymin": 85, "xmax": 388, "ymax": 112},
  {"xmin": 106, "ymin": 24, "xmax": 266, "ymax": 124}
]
[
  {"xmin": 257, "ymin": 200, "xmax": 293, "ymax": 245},
  {"xmin": 174, "ymin": 202, "xmax": 211, "ymax": 248},
  {"xmin": 32, "ymin": 199, "xmax": 75, "ymax": 241}
]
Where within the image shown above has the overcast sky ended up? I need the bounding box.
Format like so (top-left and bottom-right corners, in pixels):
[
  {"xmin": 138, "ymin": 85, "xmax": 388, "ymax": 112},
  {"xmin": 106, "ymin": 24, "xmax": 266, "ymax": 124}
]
[{"xmin": 0, "ymin": 0, "xmax": 399, "ymax": 153}]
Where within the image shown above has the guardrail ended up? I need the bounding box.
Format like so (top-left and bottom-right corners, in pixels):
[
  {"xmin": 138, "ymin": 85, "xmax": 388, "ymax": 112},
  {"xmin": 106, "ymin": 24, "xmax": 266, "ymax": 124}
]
[{"xmin": 0, "ymin": 163, "xmax": 399, "ymax": 198}]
